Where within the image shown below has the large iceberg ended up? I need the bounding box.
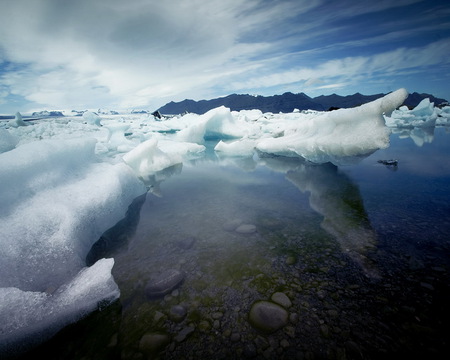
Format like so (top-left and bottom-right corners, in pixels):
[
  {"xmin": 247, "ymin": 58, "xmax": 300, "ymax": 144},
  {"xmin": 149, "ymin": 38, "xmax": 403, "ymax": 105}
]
[
  {"xmin": 0, "ymin": 138, "xmax": 146, "ymax": 355},
  {"xmin": 255, "ymin": 89, "xmax": 408, "ymax": 164}
]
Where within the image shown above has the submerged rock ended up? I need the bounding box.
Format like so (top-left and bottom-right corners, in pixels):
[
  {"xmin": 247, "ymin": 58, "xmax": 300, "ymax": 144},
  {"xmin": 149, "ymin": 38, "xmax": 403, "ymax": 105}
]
[
  {"xmin": 139, "ymin": 332, "xmax": 170, "ymax": 354},
  {"xmin": 174, "ymin": 236, "xmax": 196, "ymax": 250},
  {"xmin": 169, "ymin": 305, "xmax": 187, "ymax": 322},
  {"xmin": 223, "ymin": 219, "xmax": 243, "ymax": 231},
  {"xmin": 285, "ymin": 255, "xmax": 297, "ymax": 265},
  {"xmin": 248, "ymin": 301, "xmax": 289, "ymax": 333},
  {"xmin": 174, "ymin": 326, "xmax": 195, "ymax": 342},
  {"xmin": 270, "ymin": 292, "xmax": 292, "ymax": 308},
  {"xmin": 235, "ymin": 224, "xmax": 257, "ymax": 234},
  {"xmin": 145, "ymin": 269, "xmax": 185, "ymax": 298}
]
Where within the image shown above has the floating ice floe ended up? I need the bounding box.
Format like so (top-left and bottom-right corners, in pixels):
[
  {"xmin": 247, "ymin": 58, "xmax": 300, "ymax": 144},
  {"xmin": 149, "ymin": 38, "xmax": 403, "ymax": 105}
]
[
  {"xmin": 384, "ymin": 97, "xmax": 450, "ymax": 128},
  {"xmin": 8, "ymin": 112, "xmax": 28, "ymax": 128},
  {"xmin": 123, "ymin": 138, "xmax": 182, "ymax": 180},
  {"xmin": 437, "ymin": 105, "xmax": 450, "ymax": 124},
  {"xmin": 255, "ymin": 88, "xmax": 408, "ymax": 164},
  {"xmin": 82, "ymin": 110, "xmax": 102, "ymax": 126}
]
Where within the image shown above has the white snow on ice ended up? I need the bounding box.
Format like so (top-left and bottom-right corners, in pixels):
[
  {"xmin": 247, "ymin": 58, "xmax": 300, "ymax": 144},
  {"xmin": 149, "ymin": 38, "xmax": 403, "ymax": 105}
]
[{"xmin": 1, "ymin": 88, "xmax": 449, "ymax": 353}]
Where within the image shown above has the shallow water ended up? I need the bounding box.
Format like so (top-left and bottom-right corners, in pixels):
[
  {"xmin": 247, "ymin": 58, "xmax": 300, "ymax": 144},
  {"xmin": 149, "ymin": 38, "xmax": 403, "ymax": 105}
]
[{"xmin": 21, "ymin": 127, "xmax": 450, "ymax": 359}]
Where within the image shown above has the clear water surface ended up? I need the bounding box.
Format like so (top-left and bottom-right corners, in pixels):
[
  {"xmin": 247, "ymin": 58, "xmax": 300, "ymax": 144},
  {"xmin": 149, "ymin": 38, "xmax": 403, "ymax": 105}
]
[{"xmin": 20, "ymin": 127, "xmax": 450, "ymax": 359}]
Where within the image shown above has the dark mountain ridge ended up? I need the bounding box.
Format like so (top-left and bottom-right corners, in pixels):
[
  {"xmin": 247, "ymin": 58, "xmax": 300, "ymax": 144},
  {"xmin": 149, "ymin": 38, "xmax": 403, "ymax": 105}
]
[{"xmin": 157, "ymin": 91, "xmax": 448, "ymax": 115}]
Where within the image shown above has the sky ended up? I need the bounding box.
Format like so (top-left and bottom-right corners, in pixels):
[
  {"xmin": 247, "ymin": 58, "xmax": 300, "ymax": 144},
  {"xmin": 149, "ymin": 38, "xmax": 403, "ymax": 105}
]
[{"xmin": 0, "ymin": 0, "xmax": 449, "ymax": 114}]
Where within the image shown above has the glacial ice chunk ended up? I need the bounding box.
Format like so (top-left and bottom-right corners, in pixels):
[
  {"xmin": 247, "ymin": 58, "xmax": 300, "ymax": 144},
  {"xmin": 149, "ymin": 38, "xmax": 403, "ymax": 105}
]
[
  {"xmin": 437, "ymin": 105, "xmax": 450, "ymax": 125},
  {"xmin": 256, "ymin": 89, "xmax": 408, "ymax": 164},
  {"xmin": 82, "ymin": 111, "xmax": 102, "ymax": 126},
  {"xmin": 0, "ymin": 128, "xmax": 18, "ymax": 153},
  {"xmin": 0, "ymin": 258, "xmax": 119, "ymax": 356},
  {"xmin": 123, "ymin": 138, "xmax": 183, "ymax": 180},
  {"xmin": 8, "ymin": 112, "xmax": 28, "ymax": 128},
  {"xmin": 410, "ymin": 98, "xmax": 435, "ymax": 117},
  {"xmin": 105, "ymin": 122, "xmax": 134, "ymax": 152},
  {"xmin": 386, "ymin": 97, "xmax": 438, "ymax": 128},
  {"xmin": 0, "ymin": 138, "xmax": 146, "ymax": 290},
  {"xmin": 214, "ymin": 137, "xmax": 257, "ymax": 157},
  {"xmin": 0, "ymin": 137, "xmax": 146, "ymax": 355},
  {"xmin": 176, "ymin": 106, "xmax": 250, "ymax": 143}
]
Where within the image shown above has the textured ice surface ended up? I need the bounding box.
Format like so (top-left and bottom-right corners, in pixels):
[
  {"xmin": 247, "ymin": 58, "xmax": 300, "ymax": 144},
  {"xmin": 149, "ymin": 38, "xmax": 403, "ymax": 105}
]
[
  {"xmin": 256, "ymin": 89, "xmax": 408, "ymax": 164},
  {"xmin": 0, "ymin": 259, "xmax": 118, "ymax": 355},
  {"xmin": 385, "ymin": 97, "xmax": 444, "ymax": 128},
  {"xmin": 0, "ymin": 138, "xmax": 146, "ymax": 355}
]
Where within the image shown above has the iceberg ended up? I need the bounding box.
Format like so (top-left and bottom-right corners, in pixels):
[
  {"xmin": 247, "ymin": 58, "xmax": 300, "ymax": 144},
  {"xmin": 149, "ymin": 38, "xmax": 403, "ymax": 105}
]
[
  {"xmin": 8, "ymin": 112, "xmax": 28, "ymax": 128},
  {"xmin": 105, "ymin": 122, "xmax": 134, "ymax": 152},
  {"xmin": 0, "ymin": 128, "xmax": 18, "ymax": 153},
  {"xmin": 123, "ymin": 138, "xmax": 183, "ymax": 180},
  {"xmin": 385, "ymin": 97, "xmax": 439, "ymax": 128},
  {"xmin": 437, "ymin": 105, "xmax": 450, "ymax": 123},
  {"xmin": 0, "ymin": 259, "xmax": 118, "ymax": 356},
  {"xmin": 82, "ymin": 110, "xmax": 102, "ymax": 126},
  {"xmin": 176, "ymin": 106, "xmax": 255, "ymax": 143},
  {"xmin": 0, "ymin": 138, "xmax": 146, "ymax": 355},
  {"xmin": 256, "ymin": 89, "xmax": 408, "ymax": 164},
  {"xmin": 214, "ymin": 137, "xmax": 258, "ymax": 157}
]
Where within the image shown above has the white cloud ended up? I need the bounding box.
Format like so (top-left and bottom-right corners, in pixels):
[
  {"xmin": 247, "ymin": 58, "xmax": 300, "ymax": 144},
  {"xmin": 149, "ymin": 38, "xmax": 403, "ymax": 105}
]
[
  {"xmin": 229, "ymin": 39, "xmax": 450, "ymax": 92},
  {"xmin": 1, "ymin": 0, "xmax": 292, "ymax": 110},
  {"xmin": 314, "ymin": 83, "xmax": 348, "ymax": 90}
]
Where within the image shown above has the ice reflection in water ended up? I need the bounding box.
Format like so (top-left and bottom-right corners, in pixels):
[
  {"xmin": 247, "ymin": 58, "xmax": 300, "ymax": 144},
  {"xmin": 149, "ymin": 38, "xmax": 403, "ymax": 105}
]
[
  {"xmin": 391, "ymin": 126, "xmax": 435, "ymax": 147},
  {"xmin": 285, "ymin": 163, "xmax": 379, "ymax": 278}
]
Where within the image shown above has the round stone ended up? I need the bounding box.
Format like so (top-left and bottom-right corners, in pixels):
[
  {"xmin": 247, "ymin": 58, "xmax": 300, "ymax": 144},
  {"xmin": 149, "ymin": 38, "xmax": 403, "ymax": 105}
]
[
  {"xmin": 139, "ymin": 333, "xmax": 170, "ymax": 354},
  {"xmin": 174, "ymin": 326, "xmax": 195, "ymax": 342},
  {"xmin": 198, "ymin": 320, "xmax": 211, "ymax": 332},
  {"xmin": 175, "ymin": 236, "xmax": 196, "ymax": 250},
  {"xmin": 235, "ymin": 224, "xmax": 257, "ymax": 234},
  {"xmin": 212, "ymin": 311, "xmax": 224, "ymax": 319},
  {"xmin": 270, "ymin": 292, "xmax": 292, "ymax": 308},
  {"xmin": 169, "ymin": 305, "xmax": 187, "ymax": 322},
  {"xmin": 145, "ymin": 269, "xmax": 185, "ymax": 298},
  {"xmin": 223, "ymin": 219, "xmax": 243, "ymax": 231},
  {"xmin": 285, "ymin": 256, "xmax": 297, "ymax": 265},
  {"xmin": 248, "ymin": 301, "xmax": 289, "ymax": 333}
]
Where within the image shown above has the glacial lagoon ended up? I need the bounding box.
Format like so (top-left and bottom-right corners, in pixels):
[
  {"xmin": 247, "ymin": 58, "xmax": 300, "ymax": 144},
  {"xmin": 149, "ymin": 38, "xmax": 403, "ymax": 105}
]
[{"xmin": 18, "ymin": 126, "xmax": 450, "ymax": 359}]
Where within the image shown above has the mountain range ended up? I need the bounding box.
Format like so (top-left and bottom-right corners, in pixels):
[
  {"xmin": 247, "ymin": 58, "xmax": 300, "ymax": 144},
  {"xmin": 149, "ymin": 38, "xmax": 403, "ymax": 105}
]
[{"xmin": 157, "ymin": 91, "xmax": 448, "ymax": 115}]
